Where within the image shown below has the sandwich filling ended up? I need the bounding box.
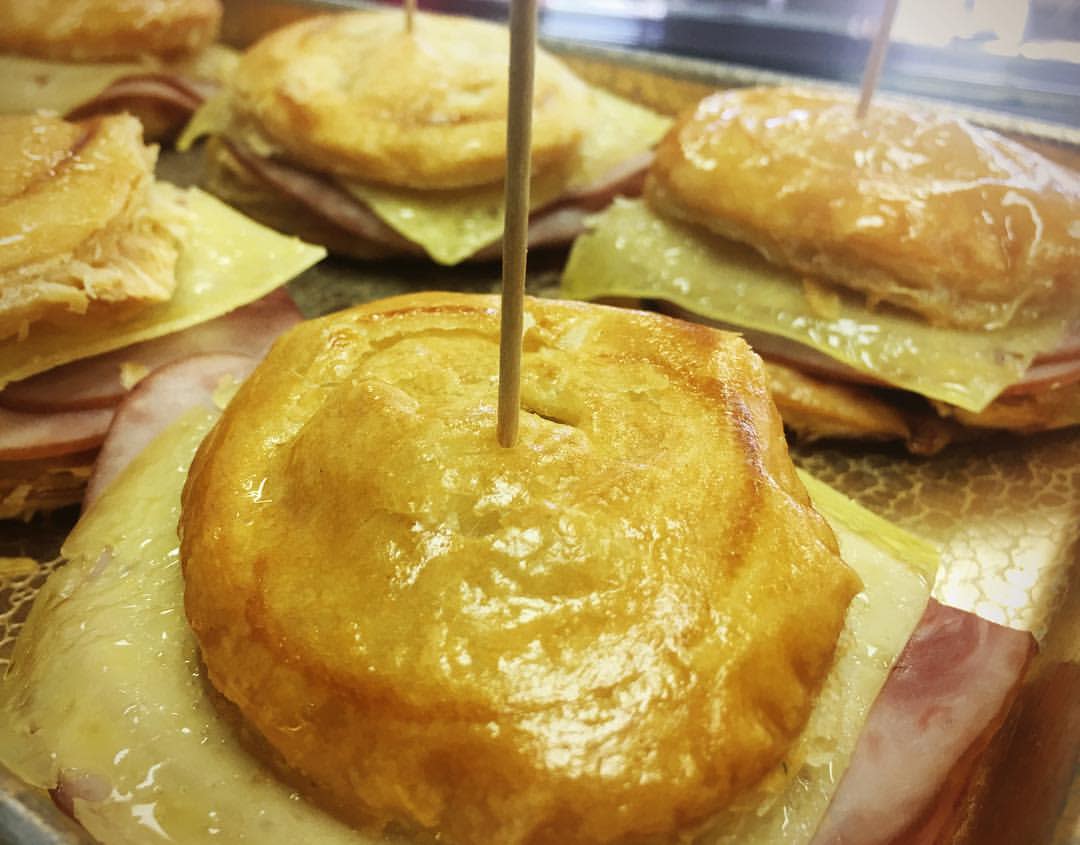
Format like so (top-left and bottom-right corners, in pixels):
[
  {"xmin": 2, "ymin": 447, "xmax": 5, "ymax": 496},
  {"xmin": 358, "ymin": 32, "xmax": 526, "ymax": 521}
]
[
  {"xmin": 0, "ymin": 110, "xmax": 325, "ymax": 518},
  {"xmin": 562, "ymin": 199, "xmax": 1073, "ymax": 414}
]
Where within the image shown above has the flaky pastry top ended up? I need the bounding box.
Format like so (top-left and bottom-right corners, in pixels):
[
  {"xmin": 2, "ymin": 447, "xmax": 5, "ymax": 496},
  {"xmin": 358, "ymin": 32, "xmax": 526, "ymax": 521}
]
[
  {"xmin": 0, "ymin": 0, "xmax": 221, "ymax": 61},
  {"xmin": 181, "ymin": 292, "xmax": 859, "ymax": 844},
  {"xmin": 0, "ymin": 114, "xmax": 185, "ymax": 339},
  {"xmin": 0, "ymin": 115, "xmax": 153, "ymax": 272},
  {"xmin": 229, "ymin": 11, "xmax": 590, "ymax": 189},
  {"xmin": 649, "ymin": 86, "xmax": 1080, "ymax": 330}
]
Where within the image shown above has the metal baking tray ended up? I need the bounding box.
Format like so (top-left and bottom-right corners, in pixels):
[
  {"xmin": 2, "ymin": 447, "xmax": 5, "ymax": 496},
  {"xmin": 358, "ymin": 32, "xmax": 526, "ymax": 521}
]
[{"xmin": 2, "ymin": 1, "xmax": 1078, "ymax": 843}]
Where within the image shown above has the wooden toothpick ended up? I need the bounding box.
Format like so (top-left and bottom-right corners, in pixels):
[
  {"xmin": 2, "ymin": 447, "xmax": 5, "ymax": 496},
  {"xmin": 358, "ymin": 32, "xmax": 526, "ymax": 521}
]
[
  {"xmin": 404, "ymin": 0, "xmax": 417, "ymax": 33},
  {"xmin": 496, "ymin": 0, "xmax": 537, "ymax": 448},
  {"xmin": 856, "ymin": 0, "xmax": 900, "ymax": 119}
]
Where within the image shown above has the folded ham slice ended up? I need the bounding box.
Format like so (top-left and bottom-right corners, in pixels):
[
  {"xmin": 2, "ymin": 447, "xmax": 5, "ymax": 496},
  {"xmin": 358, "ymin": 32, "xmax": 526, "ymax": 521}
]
[
  {"xmin": 223, "ymin": 142, "xmax": 421, "ymax": 252},
  {"xmin": 83, "ymin": 353, "xmax": 258, "ymax": 509},
  {"xmin": 1, "ymin": 291, "xmax": 302, "ymax": 514},
  {"xmin": 812, "ymin": 600, "xmax": 1034, "ymax": 845},
  {"xmin": 65, "ymin": 73, "xmax": 205, "ymax": 121},
  {"xmin": 64, "ymin": 72, "xmax": 211, "ymax": 142},
  {"xmin": 0, "ymin": 289, "xmax": 302, "ymax": 413},
  {"xmin": 0, "ymin": 406, "xmax": 112, "ymax": 461}
]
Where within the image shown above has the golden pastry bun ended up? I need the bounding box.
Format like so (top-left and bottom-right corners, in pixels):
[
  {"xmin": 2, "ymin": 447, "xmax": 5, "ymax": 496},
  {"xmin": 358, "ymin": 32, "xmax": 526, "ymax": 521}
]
[
  {"xmin": 0, "ymin": 0, "xmax": 222, "ymax": 61},
  {"xmin": 229, "ymin": 10, "xmax": 590, "ymax": 190},
  {"xmin": 649, "ymin": 86, "xmax": 1080, "ymax": 330},
  {"xmin": 181, "ymin": 292, "xmax": 860, "ymax": 845},
  {"xmin": 0, "ymin": 114, "xmax": 188, "ymax": 340}
]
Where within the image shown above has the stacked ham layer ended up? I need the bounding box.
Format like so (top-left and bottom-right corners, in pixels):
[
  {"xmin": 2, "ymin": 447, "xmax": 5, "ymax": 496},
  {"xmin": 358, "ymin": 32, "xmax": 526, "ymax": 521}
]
[{"xmin": 0, "ymin": 291, "xmax": 302, "ymax": 516}]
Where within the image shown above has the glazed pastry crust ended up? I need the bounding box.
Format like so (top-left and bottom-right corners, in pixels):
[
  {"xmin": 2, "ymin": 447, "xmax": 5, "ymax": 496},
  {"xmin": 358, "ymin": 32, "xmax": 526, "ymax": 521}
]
[
  {"xmin": 230, "ymin": 11, "xmax": 590, "ymax": 190},
  {"xmin": 764, "ymin": 360, "xmax": 911, "ymax": 442},
  {"xmin": 649, "ymin": 87, "xmax": 1080, "ymax": 330},
  {"xmin": 0, "ymin": 115, "xmax": 186, "ymax": 340},
  {"xmin": 762, "ymin": 360, "xmax": 958, "ymax": 455},
  {"xmin": 0, "ymin": 0, "xmax": 221, "ymax": 61},
  {"xmin": 935, "ymin": 380, "xmax": 1080, "ymax": 433},
  {"xmin": 181, "ymin": 293, "xmax": 860, "ymax": 845}
]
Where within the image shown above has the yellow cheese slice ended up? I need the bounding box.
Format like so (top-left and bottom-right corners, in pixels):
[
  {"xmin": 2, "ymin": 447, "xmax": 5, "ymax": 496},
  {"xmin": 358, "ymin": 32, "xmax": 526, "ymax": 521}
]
[
  {"xmin": 702, "ymin": 472, "xmax": 936, "ymax": 843},
  {"xmin": 176, "ymin": 88, "xmax": 234, "ymax": 152},
  {"xmin": 0, "ymin": 188, "xmax": 325, "ymax": 388},
  {"xmin": 338, "ymin": 88, "xmax": 670, "ymax": 264},
  {"xmin": 0, "ymin": 409, "xmax": 371, "ymax": 845},
  {"xmin": 0, "ymin": 407, "xmax": 933, "ymax": 845},
  {"xmin": 0, "ymin": 53, "xmax": 152, "ymax": 115},
  {"xmin": 560, "ymin": 199, "xmax": 1068, "ymax": 412}
]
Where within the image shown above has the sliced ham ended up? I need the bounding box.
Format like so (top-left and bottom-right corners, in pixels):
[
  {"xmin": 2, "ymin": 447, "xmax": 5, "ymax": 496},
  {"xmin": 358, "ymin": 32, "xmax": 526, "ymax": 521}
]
[
  {"xmin": 1001, "ymin": 355, "xmax": 1080, "ymax": 395},
  {"xmin": 811, "ymin": 599, "xmax": 1034, "ymax": 845},
  {"xmin": 0, "ymin": 406, "xmax": 113, "ymax": 461},
  {"xmin": 471, "ymin": 205, "xmax": 592, "ymax": 261},
  {"xmin": 562, "ymin": 150, "xmax": 653, "ymax": 209},
  {"xmin": 225, "ymin": 142, "xmax": 653, "ymax": 259},
  {"xmin": 64, "ymin": 72, "xmax": 212, "ymax": 142},
  {"xmin": 522, "ymin": 205, "xmax": 591, "ymax": 248},
  {"xmin": 1035, "ymin": 323, "xmax": 1080, "ymax": 363},
  {"xmin": 224, "ymin": 142, "xmax": 422, "ymax": 253},
  {"xmin": 83, "ymin": 353, "xmax": 258, "ymax": 509},
  {"xmin": 65, "ymin": 73, "xmax": 205, "ymax": 121},
  {"xmin": 0, "ymin": 289, "xmax": 302, "ymax": 413}
]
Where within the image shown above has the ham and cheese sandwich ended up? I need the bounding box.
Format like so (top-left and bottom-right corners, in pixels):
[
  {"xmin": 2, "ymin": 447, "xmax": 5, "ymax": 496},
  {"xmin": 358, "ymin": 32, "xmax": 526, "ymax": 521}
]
[
  {"xmin": 179, "ymin": 9, "xmax": 671, "ymax": 264},
  {"xmin": 0, "ymin": 0, "xmax": 234, "ymax": 142},
  {"xmin": 561, "ymin": 86, "xmax": 1080, "ymax": 453},
  {"xmin": 0, "ymin": 112, "xmax": 324, "ymax": 519},
  {"xmin": 0, "ymin": 293, "xmax": 1035, "ymax": 845}
]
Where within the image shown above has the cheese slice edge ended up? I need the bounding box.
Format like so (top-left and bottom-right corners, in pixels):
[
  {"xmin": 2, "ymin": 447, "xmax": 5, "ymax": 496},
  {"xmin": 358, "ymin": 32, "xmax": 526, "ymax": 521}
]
[{"xmin": 560, "ymin": 198, "xmax": 1068, "ymax": 412}]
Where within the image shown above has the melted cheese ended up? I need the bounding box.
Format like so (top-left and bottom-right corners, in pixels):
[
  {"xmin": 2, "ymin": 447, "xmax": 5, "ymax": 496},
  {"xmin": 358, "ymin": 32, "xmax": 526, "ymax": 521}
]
[
  {"xmin": 0, "ymin": 188, "xmax": 325, "ymax": 388},
  {"xmin": 0, "ymin": 412, "xmax": 933, "ymax": 844},
  {"xmin": 560, "ymin": 199, "xmax": 1068, "ymax": 412}
]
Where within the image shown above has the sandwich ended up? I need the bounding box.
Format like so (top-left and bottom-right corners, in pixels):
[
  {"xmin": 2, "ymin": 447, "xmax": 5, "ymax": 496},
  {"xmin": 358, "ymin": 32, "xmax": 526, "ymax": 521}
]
[
  {"xmin": 0, "ymin": 111, "xmax": 325, "ymax": 519},
  {"xmin": 561, "ymin": 86, "xmax": 1080, "ymax": 453},
  {"xmin": 0, "ymin": 293, "xmax": 1036, "ymax": 844},
  {"xmin": 179, "ymin": 9, "xmax": 671, "ymax": 263},
  {"xmin": 0, "ymin": 0, "xmax": 234, "ymax": 142}
]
